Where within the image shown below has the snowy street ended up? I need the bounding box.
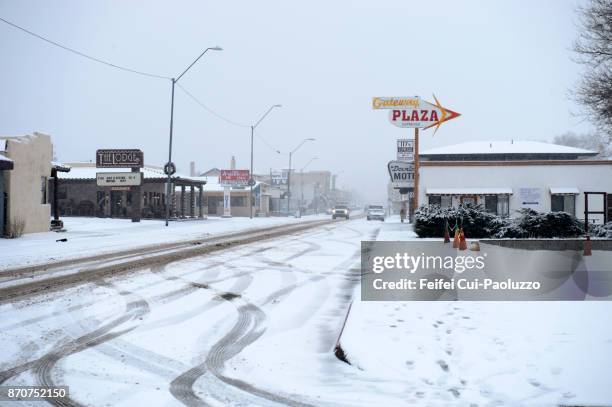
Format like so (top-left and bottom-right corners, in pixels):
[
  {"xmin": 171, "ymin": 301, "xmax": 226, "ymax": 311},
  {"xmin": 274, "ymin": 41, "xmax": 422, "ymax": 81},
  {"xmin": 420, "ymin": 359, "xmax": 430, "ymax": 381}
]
[{"xmin": 0, "ymin": 217, "xmax": 385, "ymax": 406}]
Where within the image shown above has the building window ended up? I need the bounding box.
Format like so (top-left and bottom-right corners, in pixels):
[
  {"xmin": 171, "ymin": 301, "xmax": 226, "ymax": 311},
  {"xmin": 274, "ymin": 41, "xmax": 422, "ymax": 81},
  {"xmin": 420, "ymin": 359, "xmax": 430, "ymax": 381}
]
[
  {"xmin": 231, "ymin": 196, "xmax": 246, "ymax": 207},
  {"xmin": 551, "ymin": 194, "xmax": 575, "ymax": 216},
  {"xmin": 497, "ymin": 195, "xmax": 509, "ymax": 217},
  {"xmin": 485, "ymin": 195, "xmax": 498, "ymax": 214},
  {"xmin": 429, "ymin": 195, "xmax": 441, "ymax": 206},
  {"xmin": 441, "ymin": 196, "xmax": 452, "ymax": 208},
  {"xmin": 40, "ymin": 176, "xmax": 47, "ymax": 204}
]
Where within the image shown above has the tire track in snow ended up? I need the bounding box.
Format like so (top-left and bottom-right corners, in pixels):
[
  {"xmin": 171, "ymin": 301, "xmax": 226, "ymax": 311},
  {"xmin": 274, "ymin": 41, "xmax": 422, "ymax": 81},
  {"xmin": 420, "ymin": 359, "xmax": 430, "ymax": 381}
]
[
  {"xmin": 170, "ymin": 273, "xmax": 325, "ymax": 407},
  {"xmin": 0, "ymin": 284, "xmax": 149, "ymax": 407}
]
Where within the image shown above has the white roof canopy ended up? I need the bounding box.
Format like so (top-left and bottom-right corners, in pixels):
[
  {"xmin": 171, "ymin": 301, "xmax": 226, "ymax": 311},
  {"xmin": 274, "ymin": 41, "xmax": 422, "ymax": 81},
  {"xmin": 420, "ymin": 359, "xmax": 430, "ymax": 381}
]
[
  {"xmin": 550, "ymin": 187, "xmax": 579, "ymax": 195},
  {"xmin": 426, "ymin": 188, "xmax": 513, "ymax": 195}
]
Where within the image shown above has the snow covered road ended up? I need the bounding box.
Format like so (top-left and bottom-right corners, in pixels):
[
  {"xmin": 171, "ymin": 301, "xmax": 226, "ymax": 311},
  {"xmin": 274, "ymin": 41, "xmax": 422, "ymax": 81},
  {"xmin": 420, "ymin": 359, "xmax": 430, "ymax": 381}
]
[
  {"xmin": 0, "ymin": 218, "xmax": 389, "ymax": 406},
  {"xmin": 3, "ymin": 216, "xmax": 610, "ymax": 407}
]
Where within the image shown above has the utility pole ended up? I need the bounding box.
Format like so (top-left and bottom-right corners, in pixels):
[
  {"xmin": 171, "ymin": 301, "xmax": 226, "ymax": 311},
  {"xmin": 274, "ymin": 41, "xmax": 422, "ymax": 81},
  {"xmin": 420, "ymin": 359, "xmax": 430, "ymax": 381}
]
[
  {"xmin": 249, "ymin": 105, "xmax": 282, "ymax": 219},
  {"xmin": 164, "ymin": 46, "xmax": 223, "ymax": 227},
  {"xmin": 286, "ymin": 138, "xmax": 315, "ymax": 215}
]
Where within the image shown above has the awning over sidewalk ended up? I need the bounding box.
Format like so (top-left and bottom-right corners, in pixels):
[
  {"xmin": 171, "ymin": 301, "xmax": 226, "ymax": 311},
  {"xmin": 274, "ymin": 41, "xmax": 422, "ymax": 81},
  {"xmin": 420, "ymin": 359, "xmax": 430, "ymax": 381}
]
[
  {"xmin": 426, "ymin": 187, "xmax": 513, "ymax": 195},
  {"xmin": 549, "ymin": 187, "xmax": 579, "ymax": 195}
]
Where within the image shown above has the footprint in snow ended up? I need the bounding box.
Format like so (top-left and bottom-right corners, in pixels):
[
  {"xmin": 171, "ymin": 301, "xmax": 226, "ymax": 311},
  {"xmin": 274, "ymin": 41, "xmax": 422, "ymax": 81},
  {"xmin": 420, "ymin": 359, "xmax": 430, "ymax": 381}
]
[{"xmin": 437, "ymin": 360, "xmax": 450, "ymax": 372}]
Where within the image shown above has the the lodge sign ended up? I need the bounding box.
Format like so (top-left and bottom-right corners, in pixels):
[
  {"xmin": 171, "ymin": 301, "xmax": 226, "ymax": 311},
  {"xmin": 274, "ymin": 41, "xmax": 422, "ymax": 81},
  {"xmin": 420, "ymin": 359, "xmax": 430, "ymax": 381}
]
[{"xmin": 96, "ymin": 149, "xmax": 144, "ymax": 168}]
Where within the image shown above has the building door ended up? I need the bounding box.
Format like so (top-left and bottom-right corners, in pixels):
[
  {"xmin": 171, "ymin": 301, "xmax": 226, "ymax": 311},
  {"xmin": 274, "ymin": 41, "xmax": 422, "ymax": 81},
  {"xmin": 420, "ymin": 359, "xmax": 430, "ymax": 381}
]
[
  {"xmin": 110, "ymin": 191, "xmax": 123, "ymax": 218},
  {"xmin": 208, "ymin": 196, "xmax": 218, "ymax": 215}
]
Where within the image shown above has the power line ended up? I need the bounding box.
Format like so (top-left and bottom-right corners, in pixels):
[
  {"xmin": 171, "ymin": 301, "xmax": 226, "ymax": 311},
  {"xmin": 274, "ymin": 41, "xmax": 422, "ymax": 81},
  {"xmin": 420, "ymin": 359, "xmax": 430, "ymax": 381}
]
[
  {"xmin": 0, "ymin": 16, "xmax": 170, "ymax": 80},
  {"xmin": 176, "ymin": 84, "xmax": 283, "ymax": 154},
  {"xmin": 176, "ymin": 83, "xmax": 249, "ymax": 128}
]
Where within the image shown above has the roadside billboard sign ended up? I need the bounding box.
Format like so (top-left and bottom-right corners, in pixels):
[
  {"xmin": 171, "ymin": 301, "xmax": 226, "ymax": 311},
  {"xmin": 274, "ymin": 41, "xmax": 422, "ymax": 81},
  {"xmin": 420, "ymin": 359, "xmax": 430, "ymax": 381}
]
[
  {"xmin": 387, "ymin": 161, "xmax": 415, "ymax": 187},
  {"xmin": 96, "ymin": 172, "xmax": 142, "ymax": 187},
  {"xmin": 397, "ymin": 139, "xmax": 414, "ymax": 161},
  {"xmin": 220, "ymin": 169, "xmax": 250, "ymax": 186},
  {"xmin": 271, "ymin": 169, "xmax": 288, "ymax": 186},
  {"xmin": 96, "ymin": 149, "xmax": 144, "ymax": 168},
  {"xmin": 373, "ymin": 95, "xmax": 460, "ymax": 133}
]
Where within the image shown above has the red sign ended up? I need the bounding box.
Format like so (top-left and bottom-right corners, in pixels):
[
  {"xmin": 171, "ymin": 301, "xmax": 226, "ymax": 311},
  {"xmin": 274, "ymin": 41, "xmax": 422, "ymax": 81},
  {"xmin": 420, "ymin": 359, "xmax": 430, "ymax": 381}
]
[{"xmin": 220, "ymin": 169, "xmax": 250, "ymax": 185}]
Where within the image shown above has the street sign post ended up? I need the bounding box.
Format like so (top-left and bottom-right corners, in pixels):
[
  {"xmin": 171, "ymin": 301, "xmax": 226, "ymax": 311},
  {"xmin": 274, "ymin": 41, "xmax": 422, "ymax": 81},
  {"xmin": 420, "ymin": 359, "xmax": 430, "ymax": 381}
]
[
  {"xmin": 223, "ymin": 186, "xmax": 231, "ymax": 217},
  {"xmin": 373, "ymin": 95, "xmax": 460, "ymax": 213}
]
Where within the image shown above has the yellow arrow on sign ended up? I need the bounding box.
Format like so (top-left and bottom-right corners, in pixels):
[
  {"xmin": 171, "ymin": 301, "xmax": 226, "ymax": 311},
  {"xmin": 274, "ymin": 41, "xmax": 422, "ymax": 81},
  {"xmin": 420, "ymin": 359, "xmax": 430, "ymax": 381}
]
[{"xmin": 423, "ymin": 94, "xmax": 461, "ymax": 135}]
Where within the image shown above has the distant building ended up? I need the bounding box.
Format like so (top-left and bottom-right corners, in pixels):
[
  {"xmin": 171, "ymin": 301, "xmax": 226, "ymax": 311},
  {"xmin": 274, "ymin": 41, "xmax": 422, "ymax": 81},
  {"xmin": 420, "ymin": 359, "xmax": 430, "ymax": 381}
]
[
  {"xmin": 418, "ymin": 140, "xmax": 611, "ymax": 222},
  {"xmin": 1, "ymin": 133, "xmax": 55, "ymax": 235},
  {"xmin": 197, "ymin": 174, "xmax": 271, "ymax": 217}
]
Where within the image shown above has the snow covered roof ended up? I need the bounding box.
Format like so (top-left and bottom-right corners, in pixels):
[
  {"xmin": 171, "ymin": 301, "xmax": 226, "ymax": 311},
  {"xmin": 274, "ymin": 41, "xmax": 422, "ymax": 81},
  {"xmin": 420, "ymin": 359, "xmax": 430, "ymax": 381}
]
[
  {"xmin": 426, "ymin": 187, "xmax": 513, "ymax": 195},
  {"xmin": 550, "ymin": 187, "xmax": 579, "ymax": 194},
  {"xmin": 420, "ymin": 141, "xmax": 597, "ymax": 156},
  {"xmin": 58, "ymin": 163, "xmax": 203, "ymax": 183},
  {"xmin": 0, "ymin": 154, "xmax": 12, "ymax": 163}
]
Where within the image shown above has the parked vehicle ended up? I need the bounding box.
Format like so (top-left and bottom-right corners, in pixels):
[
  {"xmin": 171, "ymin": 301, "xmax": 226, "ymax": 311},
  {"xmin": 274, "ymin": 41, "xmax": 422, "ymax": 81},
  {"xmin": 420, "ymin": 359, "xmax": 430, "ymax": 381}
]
[
  {"xmin": 367, "ymin": 205, "xmax": 385, "ymax": 221},
  {"xmin": 332, "ymin": 205, "xmax": 350, "ymax": 220}
]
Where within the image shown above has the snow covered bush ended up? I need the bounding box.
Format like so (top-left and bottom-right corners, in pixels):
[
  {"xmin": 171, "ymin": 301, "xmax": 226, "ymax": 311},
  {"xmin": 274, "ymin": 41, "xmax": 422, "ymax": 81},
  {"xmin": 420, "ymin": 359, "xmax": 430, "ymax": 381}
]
[
  {"xmin": 591, "ymin": 222, "xmax": 612, "ymax": 238},
  {"xmin": 414, "ymin": 204, "xmax": 502, "ymax": 238},
  {"xmin": 415, "ymin": 205, "xmax": 586, "ymax": 239},
  {"xmin": 500, "ymin": 209, "xmax": 584, "ymax": 238}
]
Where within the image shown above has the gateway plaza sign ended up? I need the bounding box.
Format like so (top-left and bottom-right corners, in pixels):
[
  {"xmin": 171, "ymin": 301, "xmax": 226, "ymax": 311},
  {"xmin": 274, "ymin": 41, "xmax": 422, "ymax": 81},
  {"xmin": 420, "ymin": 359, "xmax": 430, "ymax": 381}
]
[
  {"xmin": 372, "ymin": 96, "xmax": 460, "ymax": 133},
  {"xmin": 373, "ymin": 95, "xmax": 461, "ymax": 212}
]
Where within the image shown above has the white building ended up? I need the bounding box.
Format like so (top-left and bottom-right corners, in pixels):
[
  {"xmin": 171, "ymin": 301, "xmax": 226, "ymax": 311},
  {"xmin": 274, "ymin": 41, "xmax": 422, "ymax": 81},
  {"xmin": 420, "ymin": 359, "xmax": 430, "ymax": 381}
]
[{"xmin": 418, "ymin": 141, "xmax": 612, "ymax": 223}]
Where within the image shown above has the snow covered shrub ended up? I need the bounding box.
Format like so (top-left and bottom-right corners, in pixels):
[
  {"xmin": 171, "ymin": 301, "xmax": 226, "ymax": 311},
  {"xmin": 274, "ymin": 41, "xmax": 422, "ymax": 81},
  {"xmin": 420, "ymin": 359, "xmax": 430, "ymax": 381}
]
[
  {"xmin": 520, "ymin": 209, "xmax": 583, "ymax": 238},
  {"xmin": 496, "ymin": 209, "xmax": 584, "ymax": 238},
  {"xmin": 591, "ymin": 222, "xmax": 612, "ymax": 238},
  {"xmin": 414, "ymin": 204, "xmax": 501, "ymax": 238},
  {"xmin": 416, "ymin": 205, "xmax": 586, "ymax": 239}
]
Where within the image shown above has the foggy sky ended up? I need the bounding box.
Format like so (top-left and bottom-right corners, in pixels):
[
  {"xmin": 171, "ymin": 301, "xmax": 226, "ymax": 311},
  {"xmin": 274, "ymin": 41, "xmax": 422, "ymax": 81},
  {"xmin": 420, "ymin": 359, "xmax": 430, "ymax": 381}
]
[{"xmin": 0, "ymin": 0, "xmax": 593, "ymax": 202}]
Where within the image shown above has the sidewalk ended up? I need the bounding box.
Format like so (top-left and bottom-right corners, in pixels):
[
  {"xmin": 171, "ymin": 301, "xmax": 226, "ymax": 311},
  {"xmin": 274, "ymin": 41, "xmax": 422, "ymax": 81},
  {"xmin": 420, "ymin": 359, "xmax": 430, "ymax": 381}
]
[
  {"xmin": 0, "ymin": 215, "xmax": 327, "ymax": 271},
  {"xmin": 340, "ymin": 221, "xmax": 612, "ymax": 406}
]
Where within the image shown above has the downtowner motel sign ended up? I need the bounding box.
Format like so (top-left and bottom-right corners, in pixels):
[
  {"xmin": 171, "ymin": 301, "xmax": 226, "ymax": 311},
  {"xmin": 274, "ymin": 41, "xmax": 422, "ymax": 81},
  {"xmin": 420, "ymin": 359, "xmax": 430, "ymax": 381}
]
[{"xmin": 372, "ymin": 95, "xmax": 460, "ymax": 211}]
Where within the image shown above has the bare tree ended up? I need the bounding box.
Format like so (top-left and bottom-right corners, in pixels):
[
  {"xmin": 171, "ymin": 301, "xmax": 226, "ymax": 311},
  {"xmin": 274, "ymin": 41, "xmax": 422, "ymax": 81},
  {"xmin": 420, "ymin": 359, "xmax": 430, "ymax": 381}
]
[
  {"xmin": 573, "ymin": 0, "xmax": 612, "ymax": 139},
  {"xmin": 553, "ymin": 131, "xmax": 611, "ymax": 156}
]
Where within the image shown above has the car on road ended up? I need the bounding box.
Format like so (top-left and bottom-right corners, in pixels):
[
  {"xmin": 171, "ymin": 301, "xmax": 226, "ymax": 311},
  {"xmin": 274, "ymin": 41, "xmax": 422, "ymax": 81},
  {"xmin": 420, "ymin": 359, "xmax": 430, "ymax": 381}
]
[
  {"xmin": 366, "ymin": 205, "xmax": 385, "ymax": 221},
  {"xmin": 332, "ymin": 205, "xmax": 350, "ymax": 220}
]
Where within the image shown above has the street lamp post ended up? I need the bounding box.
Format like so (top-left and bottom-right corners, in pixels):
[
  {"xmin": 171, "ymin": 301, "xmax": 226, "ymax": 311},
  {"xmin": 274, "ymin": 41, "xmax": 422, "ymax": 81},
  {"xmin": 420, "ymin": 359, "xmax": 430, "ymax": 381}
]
[
  {"xmin": 250, "ymin": 104, "xmax": 282, "ymax": 219},
  {"xmin": 287, "ymin": 138, "xmax": 315, "ymax": 215},
  {"xmin": 164, "ymin": 46, "xmax": 223, "ymax": 227},
  {"xmin": 300, "ymin": 157, "xmax": 318, "ymax": 216}
]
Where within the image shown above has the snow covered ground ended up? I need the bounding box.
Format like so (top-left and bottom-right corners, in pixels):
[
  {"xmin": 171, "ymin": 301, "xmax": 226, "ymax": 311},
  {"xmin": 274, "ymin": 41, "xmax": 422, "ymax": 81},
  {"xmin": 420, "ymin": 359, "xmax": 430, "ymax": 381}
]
[
  {"xmin": 340, "ymin": 216, "xmax": 612, "ymax": 406},
  {"xmin": 2, "ymin": 215, "xmax": 611, "ymax": 406},
  {"xmin": 0, "ymin": 214, "xmax": 327, "ymax": 271}
]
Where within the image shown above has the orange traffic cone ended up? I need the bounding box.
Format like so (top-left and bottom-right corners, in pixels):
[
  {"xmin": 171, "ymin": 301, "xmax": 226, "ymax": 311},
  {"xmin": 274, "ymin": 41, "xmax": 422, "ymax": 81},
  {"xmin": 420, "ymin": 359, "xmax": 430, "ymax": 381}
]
[
  {"xmin": 452, "ymin": 227, "xmax": 460, "ymax": 248},
  {"xmin": 583, "ymin": 235, "xmax": 592, "ymax": 256},
  {"xmin": 459, "ymin": 228, "xmax": 467, "ymax": 251},
  {"xmin": 443, "ymin": 219, "xmax": 450, "ymax": 243}
]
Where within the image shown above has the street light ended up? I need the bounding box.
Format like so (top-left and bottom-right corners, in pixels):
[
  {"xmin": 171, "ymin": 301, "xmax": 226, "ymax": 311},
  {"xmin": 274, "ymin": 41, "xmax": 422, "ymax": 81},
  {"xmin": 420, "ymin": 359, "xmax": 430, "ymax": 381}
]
[
  {"xmin": 300, "ymin": 156, "xmax": 318, "ymax": 216},
  {"xmin": 165, "ymin": 46, "xmax": 222, "ymax": 226},
  {"xmin": 250, "ymin": 104, "xmax": 282, "ymax": 219},
  {"xmin": 287, "ymin": 138, "xmax": 315, "ymax": 215}
]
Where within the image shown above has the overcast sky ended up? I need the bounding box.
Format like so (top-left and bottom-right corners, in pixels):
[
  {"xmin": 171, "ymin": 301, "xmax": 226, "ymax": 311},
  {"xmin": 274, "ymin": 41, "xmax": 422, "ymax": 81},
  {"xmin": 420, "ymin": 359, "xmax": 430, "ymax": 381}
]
[{"xmin": 0, "ymin": 0, "xmax": 593, "ymax": 202}]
